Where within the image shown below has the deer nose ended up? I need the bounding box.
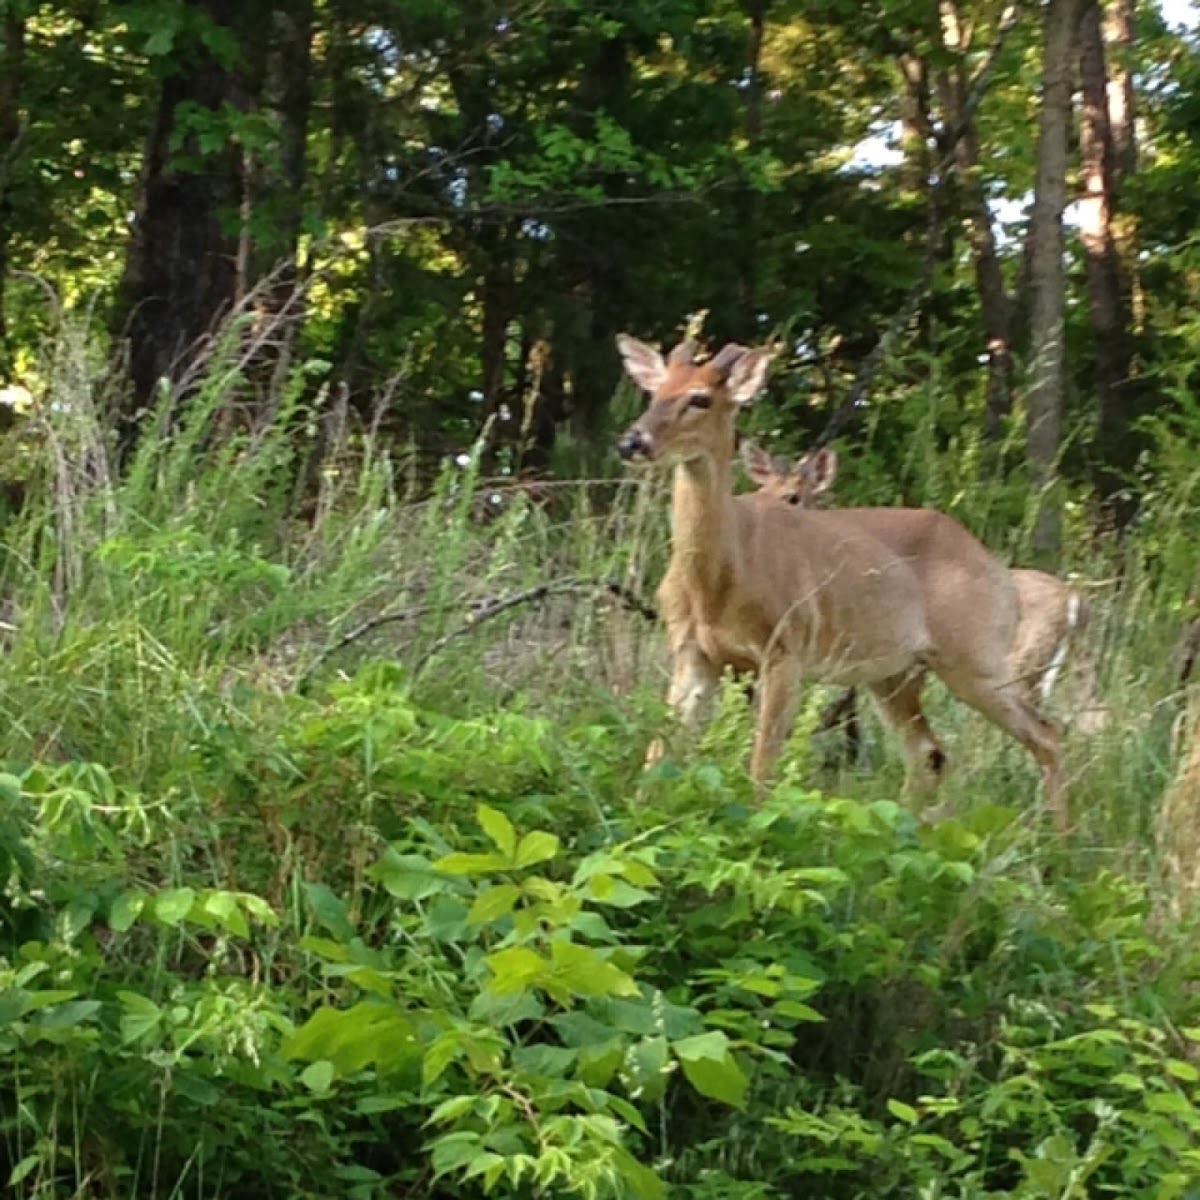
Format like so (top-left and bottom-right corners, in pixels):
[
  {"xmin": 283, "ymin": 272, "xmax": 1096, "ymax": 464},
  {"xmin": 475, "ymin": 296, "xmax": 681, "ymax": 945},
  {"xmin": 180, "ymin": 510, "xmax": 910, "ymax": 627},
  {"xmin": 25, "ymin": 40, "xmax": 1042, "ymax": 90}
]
[{"xmin": 617, "ymin": 428, "xmax": 651, "ymax": 460}]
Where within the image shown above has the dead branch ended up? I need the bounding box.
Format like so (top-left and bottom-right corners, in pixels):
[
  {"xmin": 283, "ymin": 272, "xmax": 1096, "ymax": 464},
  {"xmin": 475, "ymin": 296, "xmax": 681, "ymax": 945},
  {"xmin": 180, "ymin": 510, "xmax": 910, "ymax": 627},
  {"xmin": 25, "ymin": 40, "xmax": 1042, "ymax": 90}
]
[
  {"xmin": 300, "ymin": 574, "xmax": 661, "ymax": 687},
  {"xmin": 414, "ymin": 578, "xmax": 592, "ymax": 672}
]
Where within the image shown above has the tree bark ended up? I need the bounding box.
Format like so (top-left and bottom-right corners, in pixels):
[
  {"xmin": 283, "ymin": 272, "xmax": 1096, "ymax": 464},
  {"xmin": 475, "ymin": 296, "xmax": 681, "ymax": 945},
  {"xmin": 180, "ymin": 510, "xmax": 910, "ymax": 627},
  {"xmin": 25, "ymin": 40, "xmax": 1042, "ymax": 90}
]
[
  {"xmin": 1104, "ymin": 0, "xmax": 1136, "ymax": 181},
  {"xmin": 0, "ymin": 11, "xmax": 25, "ymax": 375},
  {"xmin": 1078, "ymin": 0, "xmax": 1138, "ymax": 528},
  {"xmin": 116, "ymin": 0, "xmax": 251, "ymax": 439},
  {"xmin": 241, "ymin": 0, "xmax": 312, "ymax": 290},
  {"xmin": 1026, "ymin": 0, "xmax": 1085, "ymax": 563},
  {"xmin": 737, "ymin": 0, "xmax": 767, "ymax": 326},
  {"xmin": 931, "ymin": 0, "xmax": 1015, "ymax": 445},
  {"xmin": 240, "ymin": 0, "xmax": 314, "ymax": 413}
]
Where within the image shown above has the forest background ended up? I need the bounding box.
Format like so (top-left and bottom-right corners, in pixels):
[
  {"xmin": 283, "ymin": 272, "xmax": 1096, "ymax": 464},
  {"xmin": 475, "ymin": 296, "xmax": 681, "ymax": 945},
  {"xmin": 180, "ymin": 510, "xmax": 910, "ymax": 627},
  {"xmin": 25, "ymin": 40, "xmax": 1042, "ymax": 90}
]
[{"xmin": 3, "ymin": 1, "xmax": 1200, "ymax": 1197}]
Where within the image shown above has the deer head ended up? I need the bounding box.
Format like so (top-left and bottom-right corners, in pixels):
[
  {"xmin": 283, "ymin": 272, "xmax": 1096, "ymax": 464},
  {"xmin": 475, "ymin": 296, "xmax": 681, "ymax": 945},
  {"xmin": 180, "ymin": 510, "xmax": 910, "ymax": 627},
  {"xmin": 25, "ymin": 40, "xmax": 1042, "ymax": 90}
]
[
  {"xmin": 740, "ymin": 441, "xmax": 839, "ymax": 507},
  {"xmin": 615, "ymin": 336, "xmax": 775, "ymax": 465}
]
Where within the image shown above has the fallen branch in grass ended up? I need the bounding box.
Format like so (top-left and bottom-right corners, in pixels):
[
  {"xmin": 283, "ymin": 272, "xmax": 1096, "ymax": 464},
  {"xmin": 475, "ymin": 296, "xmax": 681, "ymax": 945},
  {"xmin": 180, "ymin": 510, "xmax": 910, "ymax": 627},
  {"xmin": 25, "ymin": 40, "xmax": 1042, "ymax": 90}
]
[{"xmin": 300, "ymin": 575, "xmax": 660, "ymax": 687}]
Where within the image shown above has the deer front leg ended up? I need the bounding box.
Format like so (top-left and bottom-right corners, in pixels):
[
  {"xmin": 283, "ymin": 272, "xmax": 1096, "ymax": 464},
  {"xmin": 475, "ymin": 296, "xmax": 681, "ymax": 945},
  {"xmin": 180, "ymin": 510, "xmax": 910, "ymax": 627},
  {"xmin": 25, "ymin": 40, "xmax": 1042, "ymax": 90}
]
[
  {"xmin": 645, "ymin": 640, "xmax": 721, "ymax": 769},
  {"xmin": 749, "ymin": 657, "xmax": 803, "ymax": 785}
]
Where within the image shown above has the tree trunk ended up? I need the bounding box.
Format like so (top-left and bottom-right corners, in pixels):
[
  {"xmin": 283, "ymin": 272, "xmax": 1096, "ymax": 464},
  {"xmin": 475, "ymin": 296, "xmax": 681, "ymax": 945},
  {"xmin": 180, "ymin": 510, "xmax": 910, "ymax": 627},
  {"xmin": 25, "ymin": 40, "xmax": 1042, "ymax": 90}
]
[
  {"xmin": 241, "ymin": 0, "xmax": 312, "ymax": 289},
  {"xmin": 0, "ymin": 11, "xmax": 25, "ymax": 375},
  {"xmin": 1026, "ymin": 0, "xmax": 1085, "ymax": 564},
  {"xmin": 1104, "ymin": 0, "xmax": 1136, "ymax": 180},
  {"xmin": 116, "ymin": 0, "xmax": 251, "ymax": 440},
  {"xmin": 1104, "ymin": 0, "xmax": 1144, "ymax": 330},
  {"xmin": 932, "ymin": 43, "xmax": 1014, "ymax": 444},
  {"xmin": 1078, "ymin": 0, "xmax": 1138, "ymax": 529},
  {"xmin": 241, "ymin": 0, "xmax": 314, "ymax": 414},
  {"xmin": 737, "ymin": 0, "xmax": 767, "ymax": 326}
]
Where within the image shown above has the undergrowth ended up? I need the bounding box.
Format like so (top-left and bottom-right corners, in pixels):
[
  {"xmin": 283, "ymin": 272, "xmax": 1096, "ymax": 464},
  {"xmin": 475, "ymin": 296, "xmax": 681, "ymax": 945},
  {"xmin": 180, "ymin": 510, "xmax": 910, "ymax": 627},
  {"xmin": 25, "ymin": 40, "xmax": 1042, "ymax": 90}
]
[{"xmin": 1, "ymin": 328, "xmax": 1198, "ymax": 1198}]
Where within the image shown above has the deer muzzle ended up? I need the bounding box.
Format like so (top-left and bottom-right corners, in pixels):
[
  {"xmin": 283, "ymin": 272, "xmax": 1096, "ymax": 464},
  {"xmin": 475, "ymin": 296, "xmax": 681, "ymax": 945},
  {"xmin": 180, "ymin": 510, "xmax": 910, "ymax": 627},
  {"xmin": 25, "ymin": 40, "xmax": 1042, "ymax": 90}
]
[{"xmin": 617, "ymin": 427, "xmax": 653, "ymax": 461}]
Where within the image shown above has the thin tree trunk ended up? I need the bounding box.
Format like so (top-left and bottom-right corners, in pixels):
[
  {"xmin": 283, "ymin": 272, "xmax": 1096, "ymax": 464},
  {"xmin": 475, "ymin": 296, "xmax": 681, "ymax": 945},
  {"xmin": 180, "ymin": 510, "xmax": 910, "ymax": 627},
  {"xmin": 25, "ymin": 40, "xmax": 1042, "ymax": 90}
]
[
  {"xmin": 933, "ymin": 54, "xmax": 1014, "ymax": 441},
  {"xmin": 1078, "ymin": 0, "xmax": 1137, "ymax": 528},
  {"xmin": 963, "ymin": 126, "xmax": 1016, "ymax": 445},
  {"xmin": 1104, "ymin": 0, "xmax": 1143, "ymax": 331},
  {"xmin": 116, "ymin": 0, "xmax": 250, "ymax": 438},
  {"xmin": 0, "ymin": 12, "xmax": 25, "ymax": 374},
  {"xmin": 738, "ymin": 0, "xmax": 767, "ymax": 326},
  {"xmin": 934, "ymin": 1, "xmax": 1020, "ymax": 447},
  {"xmin": 242, "ymin": 0, "xmax": 314, "ymax": 413},
  {"xmin": 1105, "ymin": 0, "xmax": 1136, "ymax": 180},
  {"xmin": 898, "ymin": 54, "xmax": 935, "ymax": 192},
  {"xmin": 1026, "ymin": 0, "xmax": 1085, "ymax": 564}
]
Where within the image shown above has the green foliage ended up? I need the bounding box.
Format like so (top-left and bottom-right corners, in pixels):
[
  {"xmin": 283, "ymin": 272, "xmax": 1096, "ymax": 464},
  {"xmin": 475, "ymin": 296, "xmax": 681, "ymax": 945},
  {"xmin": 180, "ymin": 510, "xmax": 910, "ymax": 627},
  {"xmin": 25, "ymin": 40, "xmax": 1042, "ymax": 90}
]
[
  {"xmin": 0, "ymin": 311, "xmax": 1197, "ymax": 1197},
  {"xmin": 0, "ymin": 394, "xmax": 1196, "ymax": 1195}
]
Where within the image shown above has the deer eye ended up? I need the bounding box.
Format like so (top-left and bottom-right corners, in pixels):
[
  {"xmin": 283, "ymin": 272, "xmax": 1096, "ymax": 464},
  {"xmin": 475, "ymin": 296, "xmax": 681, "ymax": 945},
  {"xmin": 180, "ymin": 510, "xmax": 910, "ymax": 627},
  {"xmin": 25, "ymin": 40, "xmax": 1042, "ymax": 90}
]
[
  {"xmin": 787, "ymin": 493, "xmax": 801, "ymax": 505},
  {"xmin": 687, "ymin": 392, "xmax": 712, "ymax": 410}
]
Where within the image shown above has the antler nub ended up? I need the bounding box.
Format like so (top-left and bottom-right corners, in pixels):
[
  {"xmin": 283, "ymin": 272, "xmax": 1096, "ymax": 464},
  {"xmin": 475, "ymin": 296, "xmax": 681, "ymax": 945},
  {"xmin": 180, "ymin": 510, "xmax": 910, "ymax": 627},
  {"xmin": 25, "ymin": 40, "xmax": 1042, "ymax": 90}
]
[{"xmin": 668, "ymin": 338, "xmax": 697, "ymax": 366}]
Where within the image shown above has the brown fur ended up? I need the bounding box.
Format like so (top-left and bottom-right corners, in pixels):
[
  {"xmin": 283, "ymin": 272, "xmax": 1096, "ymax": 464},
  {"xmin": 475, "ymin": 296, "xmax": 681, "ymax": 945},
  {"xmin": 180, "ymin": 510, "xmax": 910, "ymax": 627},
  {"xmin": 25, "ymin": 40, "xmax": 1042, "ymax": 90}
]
[
  {"xmin": 750, "ymin": 442, "xmax": 1105, "ymax": 728},
  {"xmin": 617, "ymin": 335, "xmax": 1066, "ymax": 827}
]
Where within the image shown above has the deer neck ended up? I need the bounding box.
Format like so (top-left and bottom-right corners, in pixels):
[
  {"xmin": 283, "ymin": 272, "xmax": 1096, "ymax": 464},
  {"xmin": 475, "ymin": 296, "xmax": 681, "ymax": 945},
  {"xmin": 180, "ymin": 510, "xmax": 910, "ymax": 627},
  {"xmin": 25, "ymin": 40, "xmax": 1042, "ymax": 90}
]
[{"xmin": 669, "ymin": 452, "xmax": 738, "ymax": 590}]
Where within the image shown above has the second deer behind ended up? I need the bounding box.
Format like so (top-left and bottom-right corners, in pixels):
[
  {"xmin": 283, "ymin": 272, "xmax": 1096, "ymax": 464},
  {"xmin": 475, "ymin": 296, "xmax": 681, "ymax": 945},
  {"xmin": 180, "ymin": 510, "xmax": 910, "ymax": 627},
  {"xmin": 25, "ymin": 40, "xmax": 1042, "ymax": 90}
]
[{"xmin": 741, "ymin": 438, "xmax": 1096, "ymax": 717}]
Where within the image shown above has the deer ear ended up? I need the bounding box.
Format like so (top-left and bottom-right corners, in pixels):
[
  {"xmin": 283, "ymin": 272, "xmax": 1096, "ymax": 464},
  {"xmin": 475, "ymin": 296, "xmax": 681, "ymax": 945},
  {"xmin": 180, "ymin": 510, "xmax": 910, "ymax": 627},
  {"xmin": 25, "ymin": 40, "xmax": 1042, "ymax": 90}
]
[
  {"xmin": 616, "ymin": 334, "xmax": 667, "ymax": 393},
  {"xmin": 740, "ymin": 439, "xmax": 776, "ymax": 486},
  {"xmin": 811, "ymin": 448, "xmax": 840, "ymax": 494},
  {"xmin": 727, "ymin": 347, "xmax": 775, "ymax": 405}
]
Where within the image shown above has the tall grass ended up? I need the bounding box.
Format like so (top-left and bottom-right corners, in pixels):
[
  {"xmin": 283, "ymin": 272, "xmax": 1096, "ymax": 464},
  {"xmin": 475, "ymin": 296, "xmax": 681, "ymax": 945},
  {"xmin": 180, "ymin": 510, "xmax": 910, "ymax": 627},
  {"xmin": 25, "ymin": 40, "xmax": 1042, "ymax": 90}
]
[
  {"xmin": 2, "ymin": 315, "xmax": 1199, "ymax": 1199},
  {"xmin": 0, "ymin": 313, "xmax": 1194, "ymax": 860}
]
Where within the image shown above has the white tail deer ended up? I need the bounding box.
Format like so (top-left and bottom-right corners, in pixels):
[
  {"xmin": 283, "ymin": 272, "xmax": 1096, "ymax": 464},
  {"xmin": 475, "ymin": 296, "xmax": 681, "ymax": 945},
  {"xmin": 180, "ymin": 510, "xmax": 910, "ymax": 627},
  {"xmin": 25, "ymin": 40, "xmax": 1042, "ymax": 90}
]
[
  {"xmin": 617, "ymin": 335, "xmax": 1066, "ymax": 826},
  {"xmin": 741, "ymin": 439, "xmax": 1093, "ymax": 714}
]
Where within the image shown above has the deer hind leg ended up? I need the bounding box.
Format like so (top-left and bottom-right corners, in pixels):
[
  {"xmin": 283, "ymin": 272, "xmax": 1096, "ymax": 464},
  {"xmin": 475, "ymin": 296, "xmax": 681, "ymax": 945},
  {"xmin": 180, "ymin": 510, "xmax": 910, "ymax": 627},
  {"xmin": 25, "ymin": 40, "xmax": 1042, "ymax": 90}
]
[
  {"xmin": 944, "ymin": 676, "xmax": 1066, "ymax": 830},
  {"xmin": 645, "ymin": 639, "xmax": 721, "ymax": 769},
  {"xmin": 749, "ymin": 656, "xmax": 804, "ymax": 785},
  {"xmin": 866, "ymin": 670, "xmax": 948, "ymax": 800}
]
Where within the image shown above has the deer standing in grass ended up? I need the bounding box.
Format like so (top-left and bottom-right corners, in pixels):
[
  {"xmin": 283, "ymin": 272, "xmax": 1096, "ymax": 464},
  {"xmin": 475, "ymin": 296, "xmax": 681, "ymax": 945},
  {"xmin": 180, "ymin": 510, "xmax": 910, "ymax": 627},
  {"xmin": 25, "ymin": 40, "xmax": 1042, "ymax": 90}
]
[
  {"xmin": 740, "ymin": 440, "xmax": 1093, "ymax": 712},
  {"xmin": 616, "ymin": 335, "xmax": 1066, "ymax": 826}
]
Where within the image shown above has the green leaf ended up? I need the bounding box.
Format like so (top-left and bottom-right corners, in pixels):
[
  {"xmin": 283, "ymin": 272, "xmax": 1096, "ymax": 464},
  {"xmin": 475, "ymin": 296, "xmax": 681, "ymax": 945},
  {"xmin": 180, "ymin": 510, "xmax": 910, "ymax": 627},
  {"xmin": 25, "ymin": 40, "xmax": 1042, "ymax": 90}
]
[
  {"xmin": 118, "ymin": 991, "xmax": 163, "ymax": 1044},
  {"xmin": 674, "ymin": 1032, "xmax": 747, "ymax": 1109},
  {"xmin": 468, "ymin": 883, "xmax": 521, "ymax": 925},
  {"xmin": 427, "ymin": 1095, "xmax": 476, "ymax": 1125},
  {"xmin": 548, "ymin": 940, "xmax": 638, "ymax": 998},
  {"xmin": 0, "ymin": 773, "xmax": 22, "ymax": 804},
  {"xmin": 284, "ymin": 1003, "xmax": 417, "ymax": 1076},
  {"xmin": 775, "ymin": 1000, "xmax": 826, "ymax": 1022},
  {"xmin": 887, "ymin": 1099, "xmax": 919, "ymax": 1125},
  {"xmin": 238, "ymin": 893, "xmax": 279, "ymax": 926},
  {"xmin": 109, "ymin": 889, "xmax": 145, "ymax": 933},
  {"xmin": 677, "ymin": 1051, "xmax": 748, "ymax": 1109},
  {"xmin": 423, "ymin": 1032, "xmax": 464, "ymax": 1087},
  {"xmin": 431, "ymin": 1131, "xmax": 483, "ymax": 1179},
  {"xmin": 144, "ymin": 26, "xmax": 175, "ymax": 57},
  {"xmin": 301, "ymin": 1060, "xmax": 335, "ymax": 1092},
  {"xmin": 613, "ymin": 1147, "xmax": 665, "ymax": 1199},
  {"xmin": 484, "ymin": 946, "xmax": 546, "ymax": 995},
  {"xmin": 154, "ymin": 887, "xmax": 196, "ymax": 926},
  {"xmin": 305, "ymin": 883, "xmax": 356, "ymax": 940},
  {"xmin": 31, "ymin": 1000, "xmax": 101, "ymax": 1030},
  {"xmin": 477, "ymin": 803, "xmax": 517, "ymax": 858},
  {"xmin": 673, "ymin": 1031, "xmax": 731, "ymax": 1063},
  {"xmin": 435, "ymin": 851, "xmax": 509, "ymax": 876},
  {"xmin": 203, "ymin": 891, "xmax": 249, "ymax": 938},
  {"xmin": 9, "ymin": 1155, "xmax": 40, "ymax": 1187},
  {"xmin": 515, "ymin": 830, "xmax": 560, "ymax": 869},
  {"xmin": 1167, "ymin": 1058, "xmax": 1200, "ymax": 1083},
  {"xmin": 370, "ymin": 851, "xmax": 445, "ymax": 900}
]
